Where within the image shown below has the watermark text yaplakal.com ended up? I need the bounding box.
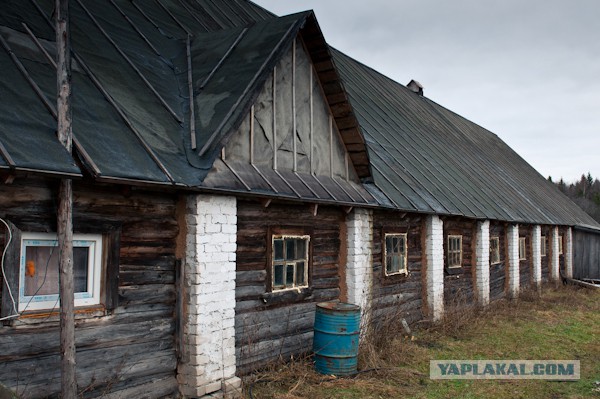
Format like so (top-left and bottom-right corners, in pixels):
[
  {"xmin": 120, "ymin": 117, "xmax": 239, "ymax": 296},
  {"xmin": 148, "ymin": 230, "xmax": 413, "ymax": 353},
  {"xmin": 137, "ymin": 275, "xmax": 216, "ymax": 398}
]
[{"xmin": 430, "ymin": 360, "xmax": 580, "ymax": 380}]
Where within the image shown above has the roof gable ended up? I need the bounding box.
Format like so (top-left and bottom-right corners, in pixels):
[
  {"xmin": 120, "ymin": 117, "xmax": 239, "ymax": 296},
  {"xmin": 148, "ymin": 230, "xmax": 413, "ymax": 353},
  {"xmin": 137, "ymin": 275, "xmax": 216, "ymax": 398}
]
[{"xmin": 201, "ymin": 35, "xmax": 374, "ymax": 205}]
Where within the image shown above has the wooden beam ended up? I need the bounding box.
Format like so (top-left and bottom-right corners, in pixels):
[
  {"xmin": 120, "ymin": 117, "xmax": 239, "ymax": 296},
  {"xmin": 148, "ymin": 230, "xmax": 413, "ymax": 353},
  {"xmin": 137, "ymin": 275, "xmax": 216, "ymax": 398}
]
[
  {"xmin": 55, "ymin": 0, "xmax": 77, "ymax": 397},
  {"xmin": 343, "ymin": 206, "xmax": 353, "ymax": 214},
  {"xmin": 310, "ymin": 203, "xmax": 318, "ymax": 216}
]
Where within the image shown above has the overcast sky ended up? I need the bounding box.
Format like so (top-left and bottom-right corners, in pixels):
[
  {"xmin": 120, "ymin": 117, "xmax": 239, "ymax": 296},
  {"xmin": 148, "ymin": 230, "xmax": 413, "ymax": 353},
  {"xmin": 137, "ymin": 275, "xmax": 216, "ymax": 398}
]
[{"xmin": 252, "ymin": 0, "xmax": 600, "ymax": 183}]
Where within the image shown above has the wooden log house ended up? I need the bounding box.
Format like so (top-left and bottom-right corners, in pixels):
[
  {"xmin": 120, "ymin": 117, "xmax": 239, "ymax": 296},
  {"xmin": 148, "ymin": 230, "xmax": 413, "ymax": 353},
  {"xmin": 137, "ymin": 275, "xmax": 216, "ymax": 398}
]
[{"xmin": 1, "ymin": 1, "xmax": 599, "ymax": 398}]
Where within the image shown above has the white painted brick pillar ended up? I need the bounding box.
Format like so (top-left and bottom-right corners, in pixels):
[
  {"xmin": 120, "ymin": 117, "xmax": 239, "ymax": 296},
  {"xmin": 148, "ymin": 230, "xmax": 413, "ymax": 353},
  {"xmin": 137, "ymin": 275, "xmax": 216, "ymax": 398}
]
[
  {"xmin": 474, "ymin": 220, "xmax": 490, "ymax": 307},
  {"xmin": 178, "ymin": 195, "xmax": 241, "ymax": 398},
  {"xmin": 345, "ymin": 208, "xmax": 373, "ymax": 327},
  {"xmin": 531, "ymin": 225, "xmax": 542, "ymax": 288},
  {"xmin": 565, "ymin": 227, "xmax": 574, "ymax": 278},
  {"xmin": 506, "ymin": 224, "xmax": 520, "ymax": 299},
  {"xmin": 550, "ymin": 226, "xmax": 560, "ymax": 282},
  {"xmin": 425, "ymin": 215, "xmax": 444, "ymax": 321}
]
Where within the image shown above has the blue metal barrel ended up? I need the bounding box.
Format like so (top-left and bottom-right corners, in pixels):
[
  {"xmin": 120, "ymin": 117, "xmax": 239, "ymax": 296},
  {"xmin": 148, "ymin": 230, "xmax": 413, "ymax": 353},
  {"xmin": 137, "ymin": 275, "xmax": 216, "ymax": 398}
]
[{"xmin": 313, "ymin": 302, "xmax": 361, "ymax": 376}]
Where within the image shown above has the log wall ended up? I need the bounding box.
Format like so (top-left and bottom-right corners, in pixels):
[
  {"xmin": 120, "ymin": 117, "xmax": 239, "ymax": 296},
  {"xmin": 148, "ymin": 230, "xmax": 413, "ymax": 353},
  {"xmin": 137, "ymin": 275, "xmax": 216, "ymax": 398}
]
[
  {"xmin": 489, "ymin": 222, "xmax": 506, "ymax": 301},
  {"xmin": 540, "ymin": 226, "xmax": 550, "ymax": 282},
  {"xmin": 443, "ymin": 218, "xmax": 475, "ymax": 306},
  {"xmin": 519, "ymin": 225, "xmax": 532, "ymax": 290},
  {"xmin": 234, "ymin": 200, "xmax": 343, "ymax": 374},
  {"xmin": 0, "ymin": 177, "xmax": 179, "ymax": 398},
  {"xmin": 559, "ymin": 227, "xmax": 567, "ymax": 274},
  {"xmin": 573, "ymin": 228, "xmax": 600, "ymax": 280},
  {"xmin": 371, "ymin": 211, "xmax": 424, "ymax": 327}
]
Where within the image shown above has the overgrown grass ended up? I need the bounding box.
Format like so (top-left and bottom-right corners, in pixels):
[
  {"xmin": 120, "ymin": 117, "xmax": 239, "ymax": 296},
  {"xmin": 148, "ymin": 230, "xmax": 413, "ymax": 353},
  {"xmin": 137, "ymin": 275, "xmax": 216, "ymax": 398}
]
[{"xmin": 245, "ymin": 285, "xmax": 600, "ymax": 399}]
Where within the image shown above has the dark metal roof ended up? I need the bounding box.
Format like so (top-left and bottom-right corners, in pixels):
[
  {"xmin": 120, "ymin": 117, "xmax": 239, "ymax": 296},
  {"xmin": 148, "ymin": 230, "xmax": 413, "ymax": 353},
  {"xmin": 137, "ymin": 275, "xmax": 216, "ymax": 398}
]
[
  {"xmin": 331, "ymin": 48, "xmax": 600, "ymax": 228},
  {"xmin": 0, "ymin": 0, "xmax": 372, "ymax": 205},
  {"xmin": 1, "ymin": 0, "xmax": 597, "ymax": 226}
]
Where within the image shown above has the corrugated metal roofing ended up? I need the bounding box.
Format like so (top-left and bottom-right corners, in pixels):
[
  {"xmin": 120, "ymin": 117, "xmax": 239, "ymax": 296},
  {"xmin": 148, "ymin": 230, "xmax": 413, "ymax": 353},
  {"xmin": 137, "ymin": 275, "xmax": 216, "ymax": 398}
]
[
  {"xmin": 331, "ymin": 48, "xmax": 600, "ymax": 228},
  {"xmin": 0, "ymin": 0, "xmax": 597, "ymax": 227},
  {"xmin": 0, "ymin": 0, "xmax": 373, "ymax": 206}
]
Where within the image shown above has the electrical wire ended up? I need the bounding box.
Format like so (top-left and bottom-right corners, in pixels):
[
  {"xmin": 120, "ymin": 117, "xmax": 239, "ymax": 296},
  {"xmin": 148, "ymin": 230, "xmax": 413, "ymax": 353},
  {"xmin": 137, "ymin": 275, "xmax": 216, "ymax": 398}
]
[{"xmin": 0, "ymin": 217, "xmax": 18, "ymax": 321}]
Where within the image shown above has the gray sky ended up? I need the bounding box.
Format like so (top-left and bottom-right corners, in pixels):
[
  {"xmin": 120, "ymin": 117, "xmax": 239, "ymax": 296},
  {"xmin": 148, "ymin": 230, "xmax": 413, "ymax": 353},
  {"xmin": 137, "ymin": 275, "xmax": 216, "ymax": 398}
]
[{"xmin": 252, "ymin": 0, "xmax": 600, "ymax": 183}]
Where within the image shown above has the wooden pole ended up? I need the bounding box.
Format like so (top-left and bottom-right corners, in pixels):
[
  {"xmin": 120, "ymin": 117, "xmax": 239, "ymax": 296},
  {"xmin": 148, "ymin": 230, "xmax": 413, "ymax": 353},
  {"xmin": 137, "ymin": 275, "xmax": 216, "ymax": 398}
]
[{"xmin": 56, "ymin": 0, "xmax": 77, "ymax": 397}]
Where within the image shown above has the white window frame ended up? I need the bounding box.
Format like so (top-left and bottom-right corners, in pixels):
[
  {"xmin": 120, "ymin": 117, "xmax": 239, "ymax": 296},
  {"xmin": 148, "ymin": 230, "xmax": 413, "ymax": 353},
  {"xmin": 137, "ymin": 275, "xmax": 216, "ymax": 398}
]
[
  {"xmin": 558, "ymin": 235, "xmax": 563, "ymax": 255},
  {"xmin": 519, "ymin": 237, "xmax": 527, "ymax": 260},
  {"xmin": 271, "ymin": 234, "xmax": 309, "ymax": 292},
  {"xmin": 384, "ymin": 233, "xmax": 408, "ymax": 276},
  {"xmin": 541, "ymin": 236, "xmax": 546, "ymax": 257},
  {"xmin": 18, "ymin": 232, "xmax": 103, "ymax": 312},
  {"xmin": 447, "ymin": 235, "xmax": 463, "ymax": 268},
  {"xmin": 490, "ymin": 236, "xmax": 500, "ymax": 264}
]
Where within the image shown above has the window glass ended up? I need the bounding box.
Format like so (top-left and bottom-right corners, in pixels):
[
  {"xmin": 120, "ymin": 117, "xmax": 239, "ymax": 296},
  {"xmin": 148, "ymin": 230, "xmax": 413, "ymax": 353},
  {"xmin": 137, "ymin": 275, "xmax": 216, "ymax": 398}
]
[
  {"xmin": 272, "ymin": 235, "xmax": 309, "ymax": 291},
  {"xmin": 447, "ymin": 235, "xmax": 462, "ymax": 268},
  {"xmin": 490, "ymin": 237, "xmax": 500, "ymax": 264},
  {"xmin": 19, "ymin": 233, "xmax": 103, "ymax": 312},
  {"xmin": 519, "ymin": 237, "xmax": 526, "ymax": 260},
  {"xmin": 541, "ymin": 236, "xmax": 546, "ymax": 257},
  {"xmin": 385, "ymin": 234, "xmax": 407, "ymax": 275}
]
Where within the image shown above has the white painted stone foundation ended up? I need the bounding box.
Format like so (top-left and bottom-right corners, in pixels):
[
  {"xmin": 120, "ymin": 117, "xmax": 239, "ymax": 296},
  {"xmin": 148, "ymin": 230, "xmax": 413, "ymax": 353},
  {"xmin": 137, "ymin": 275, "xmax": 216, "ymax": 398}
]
[
  {"xmin": 425, "ymin": 215, "xmax": 444, "ymax": 320},
  {"xmin": 345, "ymin": 208, "xmax": 373, "ymax": 327},
  {"xmin": 506, "ymin": 224, "xmax": 520, "ymax": 298},
  {"xmin": 178, "ymin": 195, "xmax": 241, "ymax": 398},
  {"xmin": 531, "ymin": 225, "xmax": 542, "ymax": 288},
  {"xmin": 550, "ymin": 226, "xmax": 560, "ymax": 282},
  {"xmin": 565, "ymin": 227, "xmax": 573, "ymax": 278},
  {"xmin": 474, "ymin": 220, "xmax": 490, "ymax": 306}
]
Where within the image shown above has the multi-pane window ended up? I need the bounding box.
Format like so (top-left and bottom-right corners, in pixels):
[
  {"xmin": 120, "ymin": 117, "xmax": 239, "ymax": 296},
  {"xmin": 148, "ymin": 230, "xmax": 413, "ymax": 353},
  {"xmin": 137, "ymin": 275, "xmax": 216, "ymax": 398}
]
[
  {"xmin": 19, "ymin": 233, "xmax": 103, "ymax": 312},
  {"xmin": 490, "ymin": 237, "xmax": 500, "ymax": 264},
  {"xmin": 519, "ymin": 237, "xmax": 526, "ymax": 260},
  {"xmin": 272, "ymin": 235, "xmax": 309, "ymax": 291},
  {"xmin": 447, "ymin": 235, "xmax": 462, "ymax": 268},
  {"xmin": 541, "ymin": 236, "xmax": 546, "ymax": 257},
  {"xmin": 558, "ymin": 235, "xmax": 563, "ymax": 254},
  {"xmin": 384, "ymin": 233, "xmax": 407, "ymax": 276}
]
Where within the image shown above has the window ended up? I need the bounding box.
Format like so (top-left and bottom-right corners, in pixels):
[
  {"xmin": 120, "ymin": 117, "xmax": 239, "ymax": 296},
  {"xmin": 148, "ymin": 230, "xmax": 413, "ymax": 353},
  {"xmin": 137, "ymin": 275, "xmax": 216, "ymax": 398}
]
[
  {"xmin": 272, "ymin": 235, "xmax": 309, "ymax": 291},
  {"xmin": 541, "ymin": 236, "xmax": 546, "ymax": 257},
  {"xmin": 447, "ymin": 235, "xmax": 462, "ymax": 268},
  {"xmin": 490, "ymin": 237, "xmax": 500, "ymax": 264},
  {"xmin": 384, "ymin": 233, "xmax": 407, "ymax": 275},
  {"xmin": 18, "ymin": 233, "xmax": 103, "ymax": 312},
  {"xmin": 558, "ymin": 235, "xmax": 563, "ymax": 255},
  {"xmin": 519, "ymin": 237, "xmax": 526, "ymax": 260}
]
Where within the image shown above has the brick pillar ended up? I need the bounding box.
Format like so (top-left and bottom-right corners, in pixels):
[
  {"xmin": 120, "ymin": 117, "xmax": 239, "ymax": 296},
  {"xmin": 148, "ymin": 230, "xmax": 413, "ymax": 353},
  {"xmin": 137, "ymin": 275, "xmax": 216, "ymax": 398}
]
[
  {"xmin": 425, "ymin": 215, "xmax": 444, "ymax": 321},
  {"xmin": 565, "ymin": 227, "xmax": 574, "ymax": 278},
  {"xmin": 531, "ymin": 225, "xmax": 542, "ymax": 289},
  {"xmin": 345, "ymin": 208, "xmax": 373, "ymax": 327},
  {"xmin": 550, "ymin": 226, "xmax": 560, "ymax": 283},
  {"xmin": 178, "ymin": 195, "xmax": 241, "ymax": 398},
  {"xmin": 506, "ymin": 224, "xmax": 520, "ymax": 298},
  {"xmin": 475, "ymin": 220, "xmax": 490, "ymax": 306}
]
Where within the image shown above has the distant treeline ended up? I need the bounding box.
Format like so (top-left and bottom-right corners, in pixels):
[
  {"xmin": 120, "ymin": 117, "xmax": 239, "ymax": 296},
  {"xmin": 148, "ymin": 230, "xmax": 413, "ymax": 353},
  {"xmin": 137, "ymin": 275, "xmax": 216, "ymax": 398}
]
[{"xmin": 549, "ymin": 173, "xmax": 600, "ymax": 223}]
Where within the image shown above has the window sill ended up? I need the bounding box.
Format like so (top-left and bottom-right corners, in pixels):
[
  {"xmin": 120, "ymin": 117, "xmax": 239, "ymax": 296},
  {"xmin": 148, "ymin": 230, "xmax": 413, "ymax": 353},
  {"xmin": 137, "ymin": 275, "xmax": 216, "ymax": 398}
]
[
  {"xmin": 4, "ymin": 305, "xmax": 107, "ymax": 326},
  {"xmin": 261, "ymin": 287, "xmax": 313, "ymax": 307}
]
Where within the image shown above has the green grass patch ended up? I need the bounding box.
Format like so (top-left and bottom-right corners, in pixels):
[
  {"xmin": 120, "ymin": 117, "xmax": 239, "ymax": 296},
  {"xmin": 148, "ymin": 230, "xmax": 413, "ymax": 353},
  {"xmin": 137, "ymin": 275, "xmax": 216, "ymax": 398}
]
[{"xmin": 246, "ymin": 285, "xmax": 600, "ymax": 399}]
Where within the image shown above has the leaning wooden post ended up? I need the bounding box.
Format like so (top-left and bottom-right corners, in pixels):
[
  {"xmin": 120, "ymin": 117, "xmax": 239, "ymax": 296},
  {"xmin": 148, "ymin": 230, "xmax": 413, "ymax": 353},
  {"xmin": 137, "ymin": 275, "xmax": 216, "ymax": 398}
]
[{"xmin": 56, "ymin": 0, "xmax": 77, "ymax": 397}]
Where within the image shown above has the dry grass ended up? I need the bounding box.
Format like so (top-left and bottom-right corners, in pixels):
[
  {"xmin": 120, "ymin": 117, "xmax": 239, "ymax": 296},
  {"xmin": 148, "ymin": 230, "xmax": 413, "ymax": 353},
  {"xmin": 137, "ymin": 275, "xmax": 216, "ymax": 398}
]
[{"xmin": 245, "ymin": 284, "xmax": 600, "ymax": 399}]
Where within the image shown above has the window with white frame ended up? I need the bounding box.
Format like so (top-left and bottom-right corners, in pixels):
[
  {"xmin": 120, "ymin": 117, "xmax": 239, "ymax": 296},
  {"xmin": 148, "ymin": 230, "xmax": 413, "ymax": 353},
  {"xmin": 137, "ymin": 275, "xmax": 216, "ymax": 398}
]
[
  {"xmin": 519, "ymin": 237, "xmax": 526, "ymax": 260},
  {"xmin": 490, "ymin": 237, "xmax": 500, "ymax": 264},
  {"xmin": 384, "ymin": 233, "xmax": 407, "ymax": 276},
  {"xmin": 272, "ymin": 235, "xmax": 309, "ymax": 291},
  {"xmin": 447, "ymin": 235, "xmax": 462, "ymax": 268},
  {"xmin": 558, "ymin": 235, "xmax": 563, "ymax": 254},
  {"xmin": 18, "ymin": 233, "xmax": 103, "ymax": 312},
  {"xmin": 541, "ymin": 236, "xmax": 546, "ymax": 257}
]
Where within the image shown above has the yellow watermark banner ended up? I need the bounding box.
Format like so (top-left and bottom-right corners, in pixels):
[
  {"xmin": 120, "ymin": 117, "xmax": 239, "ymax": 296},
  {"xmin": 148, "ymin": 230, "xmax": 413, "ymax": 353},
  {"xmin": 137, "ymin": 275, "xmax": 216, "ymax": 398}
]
[{"xmin": 430, "ymin": 360, "xmax": 580, "ymax": 380}]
